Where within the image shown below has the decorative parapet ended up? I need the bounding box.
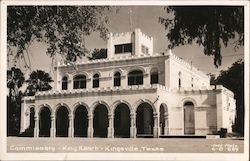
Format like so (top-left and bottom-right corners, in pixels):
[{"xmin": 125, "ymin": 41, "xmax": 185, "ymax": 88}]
[{"xmin": 35, "ymin": 84, "xmax": 169, "ymax": 97}]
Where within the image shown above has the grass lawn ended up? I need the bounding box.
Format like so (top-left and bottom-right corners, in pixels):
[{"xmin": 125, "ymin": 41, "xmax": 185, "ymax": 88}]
[{"xmin": 7, "ymin": 137, "xmax": 244, "ymax": 153}]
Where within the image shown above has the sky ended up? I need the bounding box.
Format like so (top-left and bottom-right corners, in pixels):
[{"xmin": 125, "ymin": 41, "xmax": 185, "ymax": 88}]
[{"xmin": 9, "ymin": 6, "xmax": 244, "ymax": 80}]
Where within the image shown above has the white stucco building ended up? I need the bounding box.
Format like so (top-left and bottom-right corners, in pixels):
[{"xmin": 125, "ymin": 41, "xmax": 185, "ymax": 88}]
[{"xmin": 20, "ymin": 28, "xmax": 236, "ymax": 138}]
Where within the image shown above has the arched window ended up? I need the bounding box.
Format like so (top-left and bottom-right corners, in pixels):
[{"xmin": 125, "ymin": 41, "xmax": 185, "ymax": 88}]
[
  {"xmin": 62, "ymin": 76, "xmax": 68, "ymax": 90},
  {"xmin": 114, "ymin": 72, "xmax": 121, "ymax": 87},
  {"xmin": 73, "ymin": 75, "xmax": 86, "ymax": 89},
  {"xmin": 128, "ymin": 70, "xmax": 143, "ymax": 85},
  {"xmin": 93, "ymin": 74, "xmax": 100, "ymax": 88},
  {"xmin": 150, "ymin": 69, "xmax": 159, "ymax": 84}
]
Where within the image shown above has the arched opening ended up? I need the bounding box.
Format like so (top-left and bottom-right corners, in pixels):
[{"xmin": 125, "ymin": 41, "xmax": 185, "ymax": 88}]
[
  {"xmin": 29, "ymin": 107, "xmax": 35, "ymax": 129},
  {"xmin": 73, "ymin": 75, "xmax": 86, "ymax": 89},
  {"xmin": 39, "ymin": 107, "xmax": 51, "ymax": 137},
  {"xmin": 114, "ymin": 103, "xmax": 130, "ymax": 138},
  {"xmin": 178, "ymin": 72, "xmax": 181, "ymax": 88},
  {"xmin": 136, "ymin": 102, "xmax": 153, "ymax": 136},
  {"xmin": 93, "ymin": 74, "xmax": 100, "ymax": 88},
  {"xmin": 160, "ymin": 104, "xmax": 168, "ymax": 135},
  {"xmin": 128, "ymin": 70, "xmax": 143, "ymax": 85},
  {"xmin": 150, "ymin": 68, "xmax": 159, "ymax": 84},
  {"xmin": 74, "ymin": 105, "xmax": 88, "ymax": 137},
  {"xmin": 62, "ymin": 76, "xmax": 68, "ymax": 90},
  {"xmin": 56, "ymin": 106, "xmax": 69, "ymax": 137},
  {"xmin": 93, "ymin": 104, "xmax": 108, "ymax": 137},
  {"xmin": 114, "ymin": 72, "xmax": 121, "ymax": 87},
  {"xmin": 184, "ymin": 101, "xmax": 195, "ymax": 135}
]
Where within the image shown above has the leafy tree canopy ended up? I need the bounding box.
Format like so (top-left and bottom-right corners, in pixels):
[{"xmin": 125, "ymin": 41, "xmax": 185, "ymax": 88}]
[
  {"xmin": 8, "ymin": 6, "xmax": 112, "ymax": 66},
  {"xmin": 215, "ymin": 59, "xmax": 244, "ymax": 135},
  {"xmin": 88, "ymin": 48, "xmax": 107, "ymax": 60},
  {"xmin": 25, "ymin": 70, "xmax": 53, "ymax": 96},
  {"xmin": 7, "ymin": 67, "xmax": 25, "ymax": 98},
  {"xmin": 159, "ymin": 6, "xmax": 244, "ymax": 67}
]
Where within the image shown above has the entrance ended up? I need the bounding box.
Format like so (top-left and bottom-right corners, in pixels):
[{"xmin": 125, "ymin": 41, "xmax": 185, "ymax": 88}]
[
  {"xmin": 39, "ymin": 107, "xmax": 51, "ymax": 137},
  {"xmin": 136, "ymin": 103, "xmax": 153, "ymax": 136},
  {"xmin": 184, "ymin": 102, "xmax": 195, "ymax": 134},
  {"xmin": 74, "ymin": 105, "xmax": 88, "ymax": 137},
  {"xmin": 93, "ymin": 104, "xmax": 108, "ymax": 137},
  {"xmin": 56, "ymin": 106, "xmax": 69, "ymax": 137},
  {"xmin": 114, "ymin": 103, "xmax": 130, "ymax": 138}
]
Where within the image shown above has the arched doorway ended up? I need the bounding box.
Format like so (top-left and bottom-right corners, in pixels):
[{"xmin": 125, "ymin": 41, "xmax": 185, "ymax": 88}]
[
  {"xmin": 56, "ymin": 106, "xmax": 69, "ymax": 137},
  {"xmin": 160, "ymin": 104, "xmax": 168, "ymax": 135},
  {"xmin": 114, "ymin": 103, "xmax": 130, "ymax": 138},
  {"xmin": 136, "ymin": 103, "xmax": 154, "ymax": 136},
  {"xmin": 74, "ymin": 105, "xmax": 88, "ymax": 137},
  {"xmin": 39, "ymin": 107, "xmax": 51, "ymax": 137},
  {"xmin": 184, "ymin": 102, "xmax": 195, "ymax": 134},
  {"xmin": 93, "ymin": 104, "xmax": 108, "ymax": 137},
  {"xmin": 29, "ymin": 107, "xmax": 35, "ymax": 130}
]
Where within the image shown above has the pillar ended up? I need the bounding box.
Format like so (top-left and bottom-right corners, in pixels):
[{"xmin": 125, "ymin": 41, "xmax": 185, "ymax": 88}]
[
  {"xmin": 68, "ymin": 114, "xmax": 74, "ymax": 137},
  {"xmin": 164, "ymin": 112, "xmax": 169, "ymax": 135},
  {"xmin": 130, "ymin": 113, "xmax": 136, "ymax": 138},
  {"xmin": 144, "ymin": 72, "xmax": 150, "ymax": 87},
  {"xmin": 121, "ymin": 74, "xmax": 127, "ymax": 87},
  {"xmin": 34, "ymin": 114, "xmax": 39, "ymax": 137},
  {"xmin": 153, "ymin": 112, "xmax": 159, "ymax": 138},
  {"xmin": 108, "ymin": 113, "xmax": 114, "ymax": 138},
  {"xmin": 50, "ymin": 114, "xmax": 56, "ymax": 137},
  {"xmin": 87, "ymin": 114, "xmax": 93, "ymax": 138}
]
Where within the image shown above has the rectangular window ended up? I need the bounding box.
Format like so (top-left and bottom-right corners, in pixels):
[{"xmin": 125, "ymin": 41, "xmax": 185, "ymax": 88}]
[{"xmin": 115, "ymin": 43, "xmax": 132, "ymax": 54}]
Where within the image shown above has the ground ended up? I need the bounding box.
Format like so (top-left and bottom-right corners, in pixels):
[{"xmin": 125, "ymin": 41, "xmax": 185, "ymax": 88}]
[{"xmin": 7, "ymin": 137, "xmax": 244, "ymax": 153}]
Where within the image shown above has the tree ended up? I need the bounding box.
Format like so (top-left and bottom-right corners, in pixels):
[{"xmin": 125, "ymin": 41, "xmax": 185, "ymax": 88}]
[
  {"xmin": 88, "ymin": 48, "xmax": 107, "ymax": 60},
  {"xmin": 7, "ymin": 6, "xmax": 113, "ymax": 66},
  {"xmin": 159, "ymin": 6, "xmax": 244, "ymax": 67},
  {"xmin": 215, "ymin": 59, "xmax": 244, "ymax": 136},
  {"xmin": 7, "ymin": 67, "xmax": 25, "ymax": 136},
  {"xmin": 25, "ymin": 70, "xmax": 53, "ymax": 96}
]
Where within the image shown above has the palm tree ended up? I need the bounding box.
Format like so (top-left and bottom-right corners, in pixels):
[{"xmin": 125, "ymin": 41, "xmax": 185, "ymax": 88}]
[
  {"xmin": 25, "ymin": 70, "xmax": 53, "ymax": 96},
  {"xmin": 7, "ymin": 67, "xmax": 25, "ymax": 136}
]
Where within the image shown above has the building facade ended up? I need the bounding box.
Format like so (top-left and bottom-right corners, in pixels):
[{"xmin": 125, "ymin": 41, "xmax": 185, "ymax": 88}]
[{"xmin": 20, "ymin": 29, "xmax": 236, "ymax": 138}]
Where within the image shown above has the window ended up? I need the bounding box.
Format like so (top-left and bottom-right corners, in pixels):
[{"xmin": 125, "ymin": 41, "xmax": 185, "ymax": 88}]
[
  {"xmin": 115, "ymin": 43, "xmax": 132, "ymax": 54},
  {"xmin": 114, "ymin": 72, "xmax": 121, "ymax": 87},
  {"xmin": 141, "ymin": 45, "xmax": 149, "ymax": 54},
  {"xmin": 128, "ymin": 70, "xmax": 143, "ymax": 85},
  {"xmin": 93, "ymin": 74, "xmax": 100, "ymax": 88},
  {"xmin": 150, "ymin": 69, "xmax": 159, "ymax": 84},
  {"xmin": 62, "ymin": 76, "xmax": 68, "ymax": 90},
  {"xmin": 191, "ymin": 77, "xmax": 194, "ymax": 87},
  {"xmin": 178, "ymin": 72, "xmax": 181, "ymax": 88},
  {"xmin": 73, "ymin": 75, "xmax": 86, "ymax": 89}
]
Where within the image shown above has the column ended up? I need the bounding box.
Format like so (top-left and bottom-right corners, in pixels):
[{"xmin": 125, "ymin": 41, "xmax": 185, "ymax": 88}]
[
  {"xmin": 144, "ymin": 72, "xmax": 150, "ymax": 87},
  {"xmin": 87, "ymin": 114, "xmax": 93, "ymax": 138},
  {"xmin": 108, "ymin": 113, "xmax": 114, "ymax": 138},
  {"xmin": 50, "ymin": 114, "xmax": 56, "ymax": 137},
  {"xmin": 68, "ymin": 114, "xmax": 74, "ymax": 137},
  {"xmin": 164, "ymin": 112, "xmax": 169, "ymax": 135},
  {"xmin": 87, "ymin": 78, "xmax": 92, "ymax": 89},
  {"xmin": 34, "ymin": 114, "xmax": 39, "ymax": 137},
  {"xmin": 121, "ymin": 74, "xmax": 127, "ymax": 88},
  {"xmin": 153, "ymin": 112, "xmax": 159, "ymax": 138},
  {"xmin": 130, "ymin": 112, "xmax": 136, "ymax": 138}
]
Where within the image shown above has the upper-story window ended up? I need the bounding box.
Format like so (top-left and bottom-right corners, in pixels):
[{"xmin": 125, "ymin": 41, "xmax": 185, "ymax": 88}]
[
  {"xmin": 128, "ymin": 70, "xmax": 143, "ymax": 85},
  {"xmin": 178, "ymin": 72, "xmax": 181, "ymax": 88},
  {"xmin": 115, "ymin": 43, "xmax": 132, "ymax": 54},
  {"xmin": 150, "ymin": 69, "xmax": 159, "ymax": 84},
  {"xmin": 93, "ymin": 74, "xmax": 100, "ymax": 88},
  {"xmin": 73, "ymin": 75, "xmax": 86, "ymax": 89},
  {"xmin": 114, "ymin": 72, "xmax": 121, "ymax": 87},
  {"xmin": 62, "ymin": 76, "xmax": 68, "ymax": 90},
  {"xmin": 141, "ymin": 45, "xmax": 149, "ymax": 54}
]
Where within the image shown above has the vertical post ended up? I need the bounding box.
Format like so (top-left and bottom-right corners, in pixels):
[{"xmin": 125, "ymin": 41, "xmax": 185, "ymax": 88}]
[
  {"xmin": 34, "ymin": 114, "xmax": 39, "ymax": 137},
  {"xmin": 153, "ymin": 112, "xmax": 159, "ymax": 138},
  {"xmin": 87, "ymin": 114, "xmax": 93, "ymax": 138},
  {"xmin": 68, "ymin": 114, "xmax": 74, "ymax": 137},
  {"xmin": 164, "ymin": 112, "xmax": 169, "ymax": 135},
  {"xmin": 50, "ymin": 114, "xmax": 56, "ymax": 137},
  {"xmin": 130, "ymin": 112, "xmax": 136, "ymax": 138},
  {"xmin": 108, "ymin": 113, "xmax": 114, "ymax": 138}
]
